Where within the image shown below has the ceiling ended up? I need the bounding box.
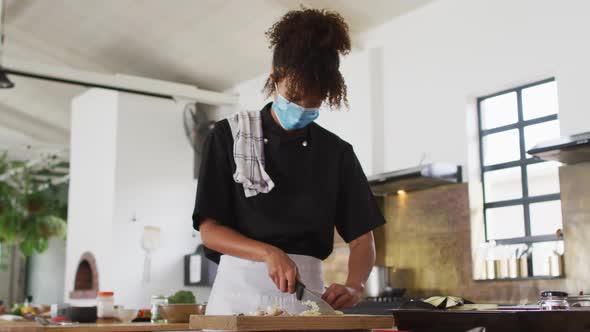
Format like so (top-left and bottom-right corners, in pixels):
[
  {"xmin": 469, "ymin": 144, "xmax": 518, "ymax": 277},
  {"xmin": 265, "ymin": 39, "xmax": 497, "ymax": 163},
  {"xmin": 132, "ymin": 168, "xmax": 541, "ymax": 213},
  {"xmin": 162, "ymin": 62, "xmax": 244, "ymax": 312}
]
[{"xmin": 1, "ymin": 0, "xmax": 434, "ymax": 160}]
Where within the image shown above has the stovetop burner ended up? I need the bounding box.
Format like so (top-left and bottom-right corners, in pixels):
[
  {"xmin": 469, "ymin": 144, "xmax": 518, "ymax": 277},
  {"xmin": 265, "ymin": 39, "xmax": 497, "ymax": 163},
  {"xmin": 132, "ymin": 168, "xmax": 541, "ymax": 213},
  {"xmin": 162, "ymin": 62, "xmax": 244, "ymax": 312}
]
[
  {"xmin": 365, "ymin": 296, "xmax": 405, "ymax": 303},
  {"xmin": 342, "ymin": 297, "xmax": 406, "ymax": 315}
]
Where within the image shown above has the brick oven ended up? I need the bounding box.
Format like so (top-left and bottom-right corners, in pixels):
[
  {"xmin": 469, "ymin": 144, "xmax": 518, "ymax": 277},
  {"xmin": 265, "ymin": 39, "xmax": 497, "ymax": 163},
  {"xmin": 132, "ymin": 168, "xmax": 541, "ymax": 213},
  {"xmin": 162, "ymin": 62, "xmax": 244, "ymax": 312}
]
[{"xmin": 69, "ymin": 252, "xmax": 98, "ymax": 299}]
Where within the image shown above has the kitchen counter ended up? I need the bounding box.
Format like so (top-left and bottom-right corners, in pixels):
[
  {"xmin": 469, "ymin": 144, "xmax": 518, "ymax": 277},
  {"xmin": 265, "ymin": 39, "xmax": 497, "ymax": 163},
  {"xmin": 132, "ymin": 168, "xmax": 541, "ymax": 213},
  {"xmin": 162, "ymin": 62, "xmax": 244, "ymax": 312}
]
[
  {"xmin": 391, "ymin": 308, "xmax": 590, "ymax": 332},
  {"xmin": 0, "ymin": 321, "xmax": 192, "ymax": 332}
]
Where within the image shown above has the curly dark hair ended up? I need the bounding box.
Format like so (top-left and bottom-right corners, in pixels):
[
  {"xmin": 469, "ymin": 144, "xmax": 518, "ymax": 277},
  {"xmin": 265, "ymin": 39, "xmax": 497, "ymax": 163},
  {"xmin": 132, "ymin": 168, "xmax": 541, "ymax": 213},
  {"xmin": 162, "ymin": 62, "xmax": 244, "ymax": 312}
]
[{"xmin": 262, "ymin": 7, "xmax": 351, "ymax": 109}]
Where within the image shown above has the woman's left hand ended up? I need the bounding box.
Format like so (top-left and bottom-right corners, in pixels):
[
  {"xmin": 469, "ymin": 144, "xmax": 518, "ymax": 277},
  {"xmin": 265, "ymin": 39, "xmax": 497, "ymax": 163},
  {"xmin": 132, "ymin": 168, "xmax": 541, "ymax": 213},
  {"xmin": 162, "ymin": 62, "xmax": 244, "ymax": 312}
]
[{"xmin": 321, "ymin": 283, "xmax": 362, "ymax": 309}]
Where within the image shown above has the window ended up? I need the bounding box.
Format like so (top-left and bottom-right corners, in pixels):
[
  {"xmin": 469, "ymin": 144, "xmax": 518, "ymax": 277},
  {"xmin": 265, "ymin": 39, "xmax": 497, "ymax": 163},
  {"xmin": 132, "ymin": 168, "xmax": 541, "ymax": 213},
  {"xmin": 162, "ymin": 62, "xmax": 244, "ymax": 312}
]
[{"xmin": 477, "ymin": 78, "xmax": 563, "ymax": 275}]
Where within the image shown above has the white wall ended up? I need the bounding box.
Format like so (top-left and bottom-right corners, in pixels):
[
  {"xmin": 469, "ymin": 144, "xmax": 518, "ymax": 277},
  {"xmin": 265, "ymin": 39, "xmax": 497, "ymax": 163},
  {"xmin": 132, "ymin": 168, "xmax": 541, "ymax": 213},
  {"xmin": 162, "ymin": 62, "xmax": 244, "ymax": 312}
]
[
  {"xmin": 66, "ymin": 89, "xmax": 207, "ymax": 308},
  {"xmin": 28, "ymin": 237, "xmax": 66, "ymax": 305},
  {"xmin": 361, "ymin": 0, "xmax": 590, "ymax": 171},
  {"xmin": 111, "ymin": 92, "xmax": 209, "ymax": 307}
]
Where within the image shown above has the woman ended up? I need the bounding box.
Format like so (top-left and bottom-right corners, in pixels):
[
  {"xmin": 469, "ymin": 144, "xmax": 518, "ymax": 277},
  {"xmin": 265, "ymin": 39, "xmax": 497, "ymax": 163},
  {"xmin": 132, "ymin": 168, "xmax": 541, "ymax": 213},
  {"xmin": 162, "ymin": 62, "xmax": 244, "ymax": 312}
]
[{"xmin": 192, "ymin": 8, "xmax": 385, "ymax": 315}]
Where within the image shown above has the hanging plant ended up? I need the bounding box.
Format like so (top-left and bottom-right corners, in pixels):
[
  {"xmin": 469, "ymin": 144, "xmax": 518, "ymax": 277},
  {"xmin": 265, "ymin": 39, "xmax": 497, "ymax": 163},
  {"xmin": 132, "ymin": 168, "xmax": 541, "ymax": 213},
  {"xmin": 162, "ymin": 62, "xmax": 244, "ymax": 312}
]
[{"xmin": 0, "ymin": 152, "xmax": 68, "ymax": 256}]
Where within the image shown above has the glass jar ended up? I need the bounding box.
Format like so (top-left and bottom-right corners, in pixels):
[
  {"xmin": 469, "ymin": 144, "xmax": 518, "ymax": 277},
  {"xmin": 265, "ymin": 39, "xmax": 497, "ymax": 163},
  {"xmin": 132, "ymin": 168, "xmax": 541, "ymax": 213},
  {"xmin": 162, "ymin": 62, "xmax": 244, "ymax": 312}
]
[
  {"xmin": 97, "ymin": 291, "xmax": 115, "ymax": 318},
  {"xmin": 539, "ymin": 291, "xmax": 569, "ymax": 310},
  {"xmin": 150, "ymin": 295, "xmax": 168, "ymax": 323}
]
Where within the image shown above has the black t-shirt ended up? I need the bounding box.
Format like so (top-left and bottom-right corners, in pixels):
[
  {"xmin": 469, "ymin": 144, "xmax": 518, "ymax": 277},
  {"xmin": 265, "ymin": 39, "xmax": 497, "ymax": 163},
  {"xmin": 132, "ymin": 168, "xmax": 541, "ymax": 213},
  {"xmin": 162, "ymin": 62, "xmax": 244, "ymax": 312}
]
[{"xmin": 192, "ymin": 102, "xmax": 385, "ymax": 263}]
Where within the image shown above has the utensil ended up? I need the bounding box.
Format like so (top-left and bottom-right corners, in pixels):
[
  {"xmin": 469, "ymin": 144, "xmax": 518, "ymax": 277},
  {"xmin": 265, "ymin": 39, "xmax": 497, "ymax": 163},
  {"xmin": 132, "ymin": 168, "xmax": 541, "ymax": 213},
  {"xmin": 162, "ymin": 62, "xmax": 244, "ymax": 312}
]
[
  {"xmin": 35, "ymin": 316, "xmax": 51, "ymax": 326},
  {"xmin": 140, "ymin": 226, "xmax": 161, "ymax": 283},
  {"xmin": 294, "ymin": 281, "xmax": 336, "ymax": 315}
]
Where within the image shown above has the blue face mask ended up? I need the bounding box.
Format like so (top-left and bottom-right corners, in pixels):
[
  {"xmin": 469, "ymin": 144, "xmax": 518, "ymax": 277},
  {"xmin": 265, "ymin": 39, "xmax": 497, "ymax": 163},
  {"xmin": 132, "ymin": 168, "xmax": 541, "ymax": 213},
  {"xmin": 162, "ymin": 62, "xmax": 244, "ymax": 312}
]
[{"xmin": 272, "ymin": 85, "xmax": 320, "ymax": 130}]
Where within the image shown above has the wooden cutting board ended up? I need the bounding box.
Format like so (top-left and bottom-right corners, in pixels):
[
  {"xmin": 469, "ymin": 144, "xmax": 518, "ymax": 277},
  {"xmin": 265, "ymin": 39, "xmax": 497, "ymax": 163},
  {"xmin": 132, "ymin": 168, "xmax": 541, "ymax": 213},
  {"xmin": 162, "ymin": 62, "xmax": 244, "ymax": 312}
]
[{"xmin": 189, "ymin": 314, "xmax": 394, "ymax": 331}]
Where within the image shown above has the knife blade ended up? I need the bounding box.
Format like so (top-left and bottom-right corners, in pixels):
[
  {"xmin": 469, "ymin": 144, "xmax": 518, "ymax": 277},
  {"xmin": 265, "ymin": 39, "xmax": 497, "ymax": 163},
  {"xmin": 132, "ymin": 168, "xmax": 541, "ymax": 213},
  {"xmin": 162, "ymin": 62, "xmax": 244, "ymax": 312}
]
[{"xmin": 295, "ymin": 281, "xmax": 337, "ymax": 315}]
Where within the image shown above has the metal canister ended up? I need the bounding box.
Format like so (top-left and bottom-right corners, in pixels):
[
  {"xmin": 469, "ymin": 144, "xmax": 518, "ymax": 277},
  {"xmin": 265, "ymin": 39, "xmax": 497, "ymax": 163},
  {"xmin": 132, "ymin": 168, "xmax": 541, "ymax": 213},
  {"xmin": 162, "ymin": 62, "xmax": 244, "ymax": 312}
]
[
  {"xmin": 538, "ymin": 291, "xmax": 569, "ymax": 310},
  {"xmin": 365, "ymin": 266, "xmax": 390, "ymax": 297}
]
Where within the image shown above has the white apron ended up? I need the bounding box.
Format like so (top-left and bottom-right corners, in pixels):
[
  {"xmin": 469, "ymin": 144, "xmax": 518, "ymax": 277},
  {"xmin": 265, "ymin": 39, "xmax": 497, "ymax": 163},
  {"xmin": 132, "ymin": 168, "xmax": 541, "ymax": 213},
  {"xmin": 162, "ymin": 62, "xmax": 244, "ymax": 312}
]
[{"xmin": 206, "ymin": 254, "xmax": 325, "ymax": 315}]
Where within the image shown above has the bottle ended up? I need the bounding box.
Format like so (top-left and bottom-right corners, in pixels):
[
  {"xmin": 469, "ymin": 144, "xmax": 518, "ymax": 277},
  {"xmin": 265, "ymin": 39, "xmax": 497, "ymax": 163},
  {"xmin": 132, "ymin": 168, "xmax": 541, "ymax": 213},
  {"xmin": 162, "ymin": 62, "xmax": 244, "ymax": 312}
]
[
  {"xmin": 96, "ymin": 292, "xmax": 115, "ymax": 319},
  {"xmin": 24, "ymin": 296, "xmax": 32, "ymax": 308}
]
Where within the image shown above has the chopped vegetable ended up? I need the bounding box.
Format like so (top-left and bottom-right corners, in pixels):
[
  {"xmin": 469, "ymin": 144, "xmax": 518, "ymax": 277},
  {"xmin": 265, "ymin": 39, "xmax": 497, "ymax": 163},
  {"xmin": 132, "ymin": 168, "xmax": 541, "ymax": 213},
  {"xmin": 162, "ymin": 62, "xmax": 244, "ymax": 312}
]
[
  {"xmin": 137, "ymin": 309, "xmax": 151, "ymax": 319},
  {"xmin": 300, "ymin": 300, "xmax": 321, "ymax": 316},
  {"xmin": 299, "ymin": 300, "xmax": 344, "ymax": 316},
  {"xmin": 246, "ymin": 305, "xmax": 290, "ymax": 317}
]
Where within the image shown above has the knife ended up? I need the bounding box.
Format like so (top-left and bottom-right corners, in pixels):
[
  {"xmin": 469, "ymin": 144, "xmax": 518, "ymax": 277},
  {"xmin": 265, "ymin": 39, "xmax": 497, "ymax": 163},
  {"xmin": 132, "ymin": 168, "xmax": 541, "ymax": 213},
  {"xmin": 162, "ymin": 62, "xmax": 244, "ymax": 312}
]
[{"xmin": 295, "ymin": 281, "xmax": 337, "ymax": 315}]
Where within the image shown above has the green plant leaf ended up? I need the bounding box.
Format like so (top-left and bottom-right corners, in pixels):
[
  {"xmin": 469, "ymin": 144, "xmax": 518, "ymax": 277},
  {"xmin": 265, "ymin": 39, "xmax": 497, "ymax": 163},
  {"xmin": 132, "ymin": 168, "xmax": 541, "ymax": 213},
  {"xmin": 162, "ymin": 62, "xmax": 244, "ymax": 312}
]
[
  {"xmin": 1, "ymin": 151, "xmax": 69, "ymax": 256},
  {"xmin": 36, "ymin": 237, "xmax": 49, "ymax": 252},
  {"xmin": 19, "ymin": 240, "xmax": 35, "ymax": 256}
]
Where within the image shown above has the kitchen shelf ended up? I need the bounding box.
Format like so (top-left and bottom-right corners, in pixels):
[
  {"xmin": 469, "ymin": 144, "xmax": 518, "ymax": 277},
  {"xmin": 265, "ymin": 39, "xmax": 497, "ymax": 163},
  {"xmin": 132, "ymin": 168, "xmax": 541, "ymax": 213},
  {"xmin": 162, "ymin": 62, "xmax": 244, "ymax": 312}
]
[
  {"xmin": 473, "ymin": 276, "xmax": 565, "ymax": 282},
  {"xmin": 528, "ymin": 131, "xmax": 590, "ymax": 164},
  {"xmin": 368, "ymin": 163, "xmax": 462, "ymax": 196}
]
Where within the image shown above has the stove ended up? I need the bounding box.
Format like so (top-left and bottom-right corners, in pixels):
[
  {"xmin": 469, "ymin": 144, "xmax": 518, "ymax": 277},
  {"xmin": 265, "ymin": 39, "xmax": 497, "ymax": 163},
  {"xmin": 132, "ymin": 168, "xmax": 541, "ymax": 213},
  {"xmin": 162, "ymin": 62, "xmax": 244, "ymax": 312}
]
[{"xmin": 343, "ymin": 297, "xmax": 406, "ymax": 315}]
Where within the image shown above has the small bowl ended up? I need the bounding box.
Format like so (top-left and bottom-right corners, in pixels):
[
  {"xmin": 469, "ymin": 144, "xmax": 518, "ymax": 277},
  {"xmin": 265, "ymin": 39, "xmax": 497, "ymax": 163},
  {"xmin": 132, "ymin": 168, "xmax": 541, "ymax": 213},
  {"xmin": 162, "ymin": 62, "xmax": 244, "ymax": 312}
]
[
  {"xmin": 159, "ymin": 304, "xmax": 206, "ymax": 323},
  {"xmin": 116, "ymin": 308, "xmax": 138, "ymax": 323}
]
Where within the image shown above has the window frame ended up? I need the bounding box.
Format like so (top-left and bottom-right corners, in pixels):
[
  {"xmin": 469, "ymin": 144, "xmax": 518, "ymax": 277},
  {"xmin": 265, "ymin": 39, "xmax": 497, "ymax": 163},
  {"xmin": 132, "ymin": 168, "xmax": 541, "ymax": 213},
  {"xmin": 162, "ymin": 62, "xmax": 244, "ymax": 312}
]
[{"xmin": 477, "ymin": 77, "xmax": 561, "ymax": 246}]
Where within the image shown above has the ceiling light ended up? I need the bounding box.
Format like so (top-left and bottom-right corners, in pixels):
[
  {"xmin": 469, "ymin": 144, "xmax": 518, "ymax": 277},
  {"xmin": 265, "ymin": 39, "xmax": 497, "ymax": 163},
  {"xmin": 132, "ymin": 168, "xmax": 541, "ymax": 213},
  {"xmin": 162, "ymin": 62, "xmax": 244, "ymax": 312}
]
[{"xmin": 397, "ymin": 190, "xmax": 407, "ymax": 196}]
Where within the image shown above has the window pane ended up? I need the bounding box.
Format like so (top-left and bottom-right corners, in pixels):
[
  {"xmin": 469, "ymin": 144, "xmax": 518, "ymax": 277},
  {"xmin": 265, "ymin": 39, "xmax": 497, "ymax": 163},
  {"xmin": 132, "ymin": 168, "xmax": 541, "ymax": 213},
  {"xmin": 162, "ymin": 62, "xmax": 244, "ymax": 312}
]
[
  {"xmin": 530, "ymin": 200, "xmax": 563, "ymax": 236},
  {"xmin": 527, "ymin": 161, "xmax": 561, "ymax": 196},
  {"xmin": 481, "ymin": 92, "xmax": 518, "ymax": 129},
  {"xmin": 486, "ymin": 205, "xmax": 525, "ymax": 240},
  {"xmin": 522, "ymin": 81, "xmax": 559, "ymax": 120},
  {"xmin": 484, "ymin": 167, "xmax": 522, "ymax": 202},
  {"xmin": 483, "ymin": 129, "xmax": 521, "ymax": 165},
  {"xmin": 532, "ymin": 241, "xmax": 564, "ymax": 276},
  {"xmin": 524, "ymin": 120, "xmax": 560, "ymax": 155}
]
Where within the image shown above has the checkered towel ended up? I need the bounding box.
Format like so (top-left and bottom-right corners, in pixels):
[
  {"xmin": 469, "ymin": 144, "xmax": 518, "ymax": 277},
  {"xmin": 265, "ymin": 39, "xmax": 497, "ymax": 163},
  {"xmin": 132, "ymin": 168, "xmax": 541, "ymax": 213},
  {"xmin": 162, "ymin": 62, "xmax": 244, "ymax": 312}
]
[{"xmin": 227, "ymin": 111, "xmax": 275, "ymax": 197}]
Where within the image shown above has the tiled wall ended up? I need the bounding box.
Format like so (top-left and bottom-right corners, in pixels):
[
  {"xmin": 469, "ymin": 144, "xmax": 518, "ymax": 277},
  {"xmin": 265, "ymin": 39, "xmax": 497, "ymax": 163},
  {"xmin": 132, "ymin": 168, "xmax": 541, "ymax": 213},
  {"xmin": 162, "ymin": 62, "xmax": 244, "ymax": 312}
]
[{"xmin": 323, "ymin": 162, "xmax": 590, "ymax": 304}]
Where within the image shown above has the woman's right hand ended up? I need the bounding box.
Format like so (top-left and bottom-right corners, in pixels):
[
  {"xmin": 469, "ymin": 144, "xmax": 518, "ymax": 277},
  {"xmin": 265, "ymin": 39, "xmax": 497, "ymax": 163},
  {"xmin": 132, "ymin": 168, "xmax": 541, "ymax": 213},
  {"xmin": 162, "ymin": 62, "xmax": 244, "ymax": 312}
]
[{"xmin": 264, "ymin": 247, "xmax": 300, "ymax": 293}]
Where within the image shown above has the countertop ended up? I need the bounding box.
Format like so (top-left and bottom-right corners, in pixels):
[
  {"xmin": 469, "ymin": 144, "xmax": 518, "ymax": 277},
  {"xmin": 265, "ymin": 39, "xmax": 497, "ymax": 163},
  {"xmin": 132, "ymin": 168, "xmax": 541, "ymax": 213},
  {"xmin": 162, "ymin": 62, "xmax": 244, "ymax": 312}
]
[
  {"xmin": 0, "ymin": 321, "xmax": 192, "ymax": 332},
  {"xmin": 391, "ymin": 308, "xmax": 590, "ymax": 332}
]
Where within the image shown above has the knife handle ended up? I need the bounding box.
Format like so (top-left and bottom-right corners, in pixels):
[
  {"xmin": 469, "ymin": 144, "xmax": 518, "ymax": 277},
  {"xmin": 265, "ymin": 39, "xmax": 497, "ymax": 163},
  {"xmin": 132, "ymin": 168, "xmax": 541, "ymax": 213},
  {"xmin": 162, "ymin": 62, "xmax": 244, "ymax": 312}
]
[{"xmin": 295, "ymin": 280, "xmax": 306, "ymax": 301}]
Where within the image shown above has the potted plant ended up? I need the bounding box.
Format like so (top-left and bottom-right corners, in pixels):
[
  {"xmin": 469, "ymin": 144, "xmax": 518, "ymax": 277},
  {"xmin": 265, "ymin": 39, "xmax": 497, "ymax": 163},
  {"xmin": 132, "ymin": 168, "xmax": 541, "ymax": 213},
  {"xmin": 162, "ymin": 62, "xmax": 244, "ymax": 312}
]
[{"xmin": 0, "ymin": 152, "xmax": 68, "ymax": 256}]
